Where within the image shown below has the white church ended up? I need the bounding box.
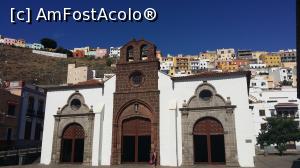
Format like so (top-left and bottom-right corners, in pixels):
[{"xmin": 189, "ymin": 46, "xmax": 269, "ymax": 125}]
[{"xmin": 40, "ymin": 39, "xmax": 255, "ymax": 167}]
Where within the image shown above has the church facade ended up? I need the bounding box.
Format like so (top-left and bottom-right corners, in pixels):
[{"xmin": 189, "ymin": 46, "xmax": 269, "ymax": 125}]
[{"xmin": 40, "ymin": 39, "xmax": 255, "ymax": 167}]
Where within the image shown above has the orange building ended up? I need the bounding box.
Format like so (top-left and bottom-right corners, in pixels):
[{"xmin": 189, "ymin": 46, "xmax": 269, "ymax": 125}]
[
  {"xmin": 73, "ymin": 50, "xmax": 85, "ymax": 58},
  {"xmin": 217, "ymin": 61, "xmax": 239, "ymax": 72}
]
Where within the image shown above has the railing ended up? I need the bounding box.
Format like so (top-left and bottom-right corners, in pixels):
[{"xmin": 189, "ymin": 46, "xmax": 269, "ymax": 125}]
[{"xmin": 0, "ymin": 147, "xmax": 41, "ymax": 158}]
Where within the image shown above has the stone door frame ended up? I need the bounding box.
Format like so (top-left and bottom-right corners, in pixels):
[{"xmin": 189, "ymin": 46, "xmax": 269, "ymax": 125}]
[
  {"xmin": 51, "ymin": 91, "xmax": 94, "ymax": 165},
  {"xmin": 180, "ymin": 82, "xmax": 239, "ymax": 167}
]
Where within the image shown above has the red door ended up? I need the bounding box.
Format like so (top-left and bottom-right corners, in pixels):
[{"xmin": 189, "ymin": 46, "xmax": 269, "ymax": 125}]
[
  {"xmin": 193, "ymin": 117, "xmax": 225, "ymax": 164},
  {"xmin": 122, "ymin": 117, "xmax": 151, "ymax": 163},
  {"xmin": 60, "ymin": 124, "xmax": 85, "ymax": 163}
]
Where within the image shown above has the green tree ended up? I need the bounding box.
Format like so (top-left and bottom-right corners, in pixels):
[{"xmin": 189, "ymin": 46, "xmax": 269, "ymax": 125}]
[
  {"xmin": 106, "ymin": 57, "xmax": 114, "ymax": 66},
  {"xmin": 257, "ymin": 117, "xmax": 300, "ymax": 155},
  {"xmin": 56, "ymin": 47, "xmax": 73, "ymax": 57},
  {"xmin": 40, "ymin": 38, "xmax": 57, "ymax": 49}
]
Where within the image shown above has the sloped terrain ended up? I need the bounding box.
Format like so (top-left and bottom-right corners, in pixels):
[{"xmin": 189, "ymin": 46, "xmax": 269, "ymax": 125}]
[{"xmin": 0, "ymin": 45, "xmax": 115, "ymax": 85}]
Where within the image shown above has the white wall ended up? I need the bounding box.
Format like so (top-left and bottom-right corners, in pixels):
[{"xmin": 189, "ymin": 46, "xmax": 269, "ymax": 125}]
[
  {"xmin": 158, "ymin": 73, "xmax": 255, "ymax": 167},
  {"xmin": 40, "ymin": 87, "xmax": 103, "ymax": 165},
  {"xmin": 158, "ymin": 72, "xmax": 181, "ymax": 166},
  {"xmin": 98, "ymin": 76, "xmax": 115, "ymax": 165},
  {"xmin": 33, "ymin": 50, "xmax": 67, "ymax": 58}
]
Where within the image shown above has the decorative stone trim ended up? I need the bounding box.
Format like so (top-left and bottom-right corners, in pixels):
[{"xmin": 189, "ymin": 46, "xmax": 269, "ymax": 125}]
[{"xmin": 180, "ymin": 82, "xmax": 239, "ymax": 167}]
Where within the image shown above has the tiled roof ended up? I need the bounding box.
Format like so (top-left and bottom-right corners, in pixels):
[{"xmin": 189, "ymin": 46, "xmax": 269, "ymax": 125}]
[
  {"xmin": 45, "ymin": 80, "xmax": 103, "ymax": 91},
  {"xmin": 171, "ymin": 71, "xmax": 251, "ymax": 81},
  {"xmin": 275, "ymin": 103, "xmax": 298, "ymax": 108}
]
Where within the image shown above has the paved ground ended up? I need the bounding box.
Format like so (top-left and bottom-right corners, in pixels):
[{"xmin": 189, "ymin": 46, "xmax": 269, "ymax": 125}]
[{"xmin": 3, "ymin": 154, "xmax": 300, "ymax": 168}]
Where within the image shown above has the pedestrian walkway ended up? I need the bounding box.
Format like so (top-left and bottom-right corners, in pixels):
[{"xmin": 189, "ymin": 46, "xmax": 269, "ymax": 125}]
[{"xmin": 4, "ymin": 154, "xmax": 300, "ymax": 168}]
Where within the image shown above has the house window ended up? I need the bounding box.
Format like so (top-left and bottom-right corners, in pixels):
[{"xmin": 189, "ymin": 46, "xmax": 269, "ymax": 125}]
[
  {"xmin": 24, "ymin": 120, "xmax": 32, "ymax": 140},
  {"xmin": 7, "ymin": 104, "xmax": 16, "ymax": 116},
  {"xmin": 37, "ymin": 100, "xmax": 44, "ymax": 116},
  {"xmin": 6, "ymin": 128, "xmax": 12, "ymax": 141},
  {"xmin": 260, "ymin": 123, "xmax": 267, "ymax": 130},
  {"xmin": 34, "ymin": 123, "xmax": 42, "ymax": 140},
  {"xmin": 259, "ymin": 110, "xmax": 266, "ymax": 116},
  {"xmin": 27, "ymin": 96, "xmax": 35, "ymax": 114}
]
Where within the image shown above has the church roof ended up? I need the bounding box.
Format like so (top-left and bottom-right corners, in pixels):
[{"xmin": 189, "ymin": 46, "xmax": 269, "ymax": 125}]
[
  {"xmin": 44, "ymin": 79, "xmax": 104, "ymax": 91},
  {"xmin": 171, "ymin": 71, "xmax": 251, "ymax": 81}
]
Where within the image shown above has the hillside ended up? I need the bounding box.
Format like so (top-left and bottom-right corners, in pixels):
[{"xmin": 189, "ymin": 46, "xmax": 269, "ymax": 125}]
[{"xmin": 0, "ymin": 45, "xmax": 115, "ymax": 85}]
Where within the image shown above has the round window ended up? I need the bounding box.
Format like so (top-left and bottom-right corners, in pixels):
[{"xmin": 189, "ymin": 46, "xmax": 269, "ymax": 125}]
[
  {"xmin": 71, "ymin": 99, "xmax": 81, "ymax": 110},
  {"xmin": 130, "ymin": 71, "xmax": 143, "ymax": 86},
  {"xmin": 199, "ymin": 90, "xmax": 213, "ymax": 101}
]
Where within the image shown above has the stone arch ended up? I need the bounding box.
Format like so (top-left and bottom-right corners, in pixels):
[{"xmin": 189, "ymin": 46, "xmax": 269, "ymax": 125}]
[
  {"xmin": 140, "ymin": 44, "xmax": 149, "ymax": 60},
  {"xmin": 193, "ymin": 117, "xmax": 224, "ymax": 134},
  {"xmin": 119, "ymin": 39, "xmax": 157, "ymax": 64},
  {"xmin": 126, "ymin": 46, "xmax": 134, "ymax": 62},
  {"xmin": 112, "ymin": 99, "xmax": 158, "ymax": 164},
  {"xmin": 115, "ymin": 99, "xmax": 154, "ymax": 123},
  {"xmin": 187, "ymin": 82, "xmax": 227, "ymax": 108},
  {"xmin": 60, "ymin": 91, "xmax": 90, "ymax": 115}
]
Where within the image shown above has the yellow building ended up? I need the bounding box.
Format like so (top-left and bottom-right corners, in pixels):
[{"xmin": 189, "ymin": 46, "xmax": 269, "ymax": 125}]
[
  {"xmin": 174, "ymin": 56, "xmax": 191, "ymax": 75},
  {"xmin": 217, "ymin": 61, "xmax": 239, "ymax": 72},
  {"xmin": 260, "ymin": 54, "xmax": 281, "ymax": 67}
]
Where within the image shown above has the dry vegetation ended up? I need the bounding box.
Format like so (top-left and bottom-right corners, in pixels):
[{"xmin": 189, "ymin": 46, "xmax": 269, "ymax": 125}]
[{"xmin": 0, "ymin": 45, "xmax": 115, "ymax": 85}]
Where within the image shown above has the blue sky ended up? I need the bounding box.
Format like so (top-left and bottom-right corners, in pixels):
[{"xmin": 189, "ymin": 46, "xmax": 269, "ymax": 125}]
[{"xmin": 0, "ymin": 0, "xmax": 296, "ymax": 55}]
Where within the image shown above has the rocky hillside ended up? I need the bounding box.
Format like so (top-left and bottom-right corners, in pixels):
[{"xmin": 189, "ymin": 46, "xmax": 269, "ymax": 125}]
[{"xmin": 0, "ymin": 45, "xmax": 115, "ymax": 85}]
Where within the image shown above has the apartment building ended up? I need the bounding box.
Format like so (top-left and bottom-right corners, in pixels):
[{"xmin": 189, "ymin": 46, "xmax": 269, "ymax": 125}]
[
  {"xmin": 252, "ymin": 51, "xmax": 268, "ymax": 63},
  {"xmin": 269, "ymin": 68, "xmax": 293, "ymax": 86},
  {"xmin": 199, "ymin": 51, "xmax": 217, "ymax": 62},
  {"xmin": 3, "ymin": 38, "xmax": 16, "ymax": 46},
  {"xmin": 260, "ymin": 54, "xmax": 281, "ymax": 67},
  {"xmin": 278, "ymin": 49, "xmax": 297, "ymax": 62},
  {"xmin": 109, "ymin": 47, "xmax": 121, "ymax": 58},
  {"xmin": 237, "ymin": 50, "xmax": 252, "ymax": 60},
  {"xmin": 216, "ymin": 61, "xmax": 239, "ymax": 72},
  {"xmin": 216, "ymin": 48, "xmax": 235, "ymax": 61},
  {"xmin": 4, "ymin": 81, "xmax": 46, "ymax": 147},
  {"xmin": 0, "ymin": 89, "xmax": 20, "ymax": 149},
  {"xmin": 15, "ymin": 39, "xmax": 26, "ymax": 48}
]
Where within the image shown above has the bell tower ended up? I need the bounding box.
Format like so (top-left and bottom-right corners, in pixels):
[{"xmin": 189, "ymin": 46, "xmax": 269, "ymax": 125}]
[{"xmin": 111, "ymin": 39, "xmax": 160, "ymax": 164}]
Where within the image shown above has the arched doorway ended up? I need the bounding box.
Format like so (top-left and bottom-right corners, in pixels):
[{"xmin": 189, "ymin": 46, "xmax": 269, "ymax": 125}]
[
  {"xmin": 60, "ymin": 123, "xmax": 85, "ymax": 163},
  {"xmin": 121, "ymin": 117, "xmax": 151, "ymax": 163},
  {"xmin": 193, "ymin": 117, "xmax": 225, "ymax": 164}
]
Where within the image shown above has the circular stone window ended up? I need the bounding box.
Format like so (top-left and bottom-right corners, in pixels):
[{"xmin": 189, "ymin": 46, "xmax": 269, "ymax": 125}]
[
  {"xmin": 199, "ymin": 90, "xmax": 213, "ymax": 101},
  {"xmin": 130, "ymin": 71, "xmax": 143, "ymax": 86},
  {"xmin": 71, "ymin": 99, "xmax": 81, "ymax": 110}
]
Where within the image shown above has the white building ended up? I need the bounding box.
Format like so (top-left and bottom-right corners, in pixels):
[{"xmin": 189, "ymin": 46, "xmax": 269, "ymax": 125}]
[
  {"xmin": 269, "ymin": 67, "xmax": 293, "ymax": 86},
  {"xmin": 40, "ymin": 40, "xmax": 255, "ymax": 167},
  {"xmin": 249, "ymin": 63, "xmax": 266, "ymax": 69},
  {"xmin": 250, "ymin": 76, "xmax": 268, "ymax": 89},
  {"xmin": 190, "ymin": 60, "xmax": 208, "ymax": 71},
  {"xmin": 160, "ymin": 60, "xmax": 174, "ymax": 71},
  {"xmin": 217, "ymin": 48, "xmax": 236, "ymax": 61},
  {"xmin": 109, "ymin": 47, "xmax": 121, "ymax": 58},
  {"xmin": 249, "ymin": 87, "xmax": 300, "ymax": 151}
]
